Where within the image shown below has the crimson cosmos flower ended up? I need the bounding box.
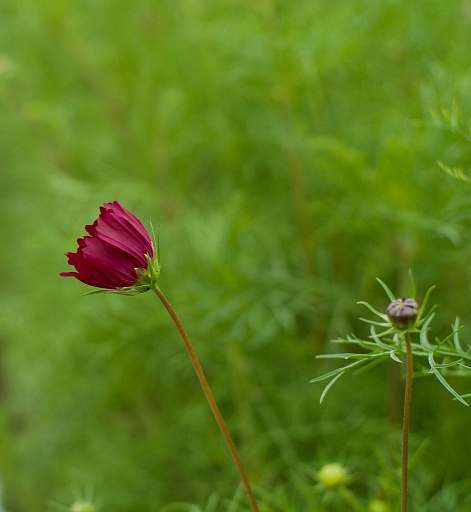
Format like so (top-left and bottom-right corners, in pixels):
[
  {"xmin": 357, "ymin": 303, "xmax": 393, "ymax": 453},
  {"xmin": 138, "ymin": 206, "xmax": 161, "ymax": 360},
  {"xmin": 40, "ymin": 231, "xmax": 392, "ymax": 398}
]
[{"xmin": 60, "ymin": 201, "xmax": 159, "ymax": 292}]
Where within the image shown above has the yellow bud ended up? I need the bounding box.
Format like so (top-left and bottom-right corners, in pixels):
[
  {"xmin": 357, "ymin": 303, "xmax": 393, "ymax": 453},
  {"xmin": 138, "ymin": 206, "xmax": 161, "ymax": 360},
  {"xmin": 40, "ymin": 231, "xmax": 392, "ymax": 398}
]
[
  {"xmin": 70, "ymin": 502, "xmax": 97, "ymax": 512},
  {"xmin": 318, "ymin": 462, "xmax": 347, "ymax": 489},
  {"xmin": 368, "ymin": 499, "xmax": 389, "ymax": 512}
]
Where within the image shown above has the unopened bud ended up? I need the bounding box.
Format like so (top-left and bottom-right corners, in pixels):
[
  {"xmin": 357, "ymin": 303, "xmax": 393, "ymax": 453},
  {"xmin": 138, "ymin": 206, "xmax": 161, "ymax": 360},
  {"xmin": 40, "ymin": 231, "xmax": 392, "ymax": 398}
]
[
  {"xmin": 386, "ymin": 298, "xmax": 418, "ymax": 330},
  {"xmin": 369, "ymin": 499, "xmax": 389, "ymax": 512},
  {"xmin": 318, "ymin": 462, "xmax": 347, "ymax": 489},
  {"xmin": 70, "ymin": 502, "xmax": 97, "ymax": 512}
]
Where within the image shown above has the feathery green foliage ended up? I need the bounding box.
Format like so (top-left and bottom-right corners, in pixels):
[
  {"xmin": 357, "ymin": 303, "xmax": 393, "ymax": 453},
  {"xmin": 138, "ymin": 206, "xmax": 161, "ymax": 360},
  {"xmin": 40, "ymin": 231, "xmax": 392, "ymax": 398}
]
[
  {"xmin": 2, "ymin": 0, "xmax": 471, "ymax": 510},
  {"xmin": 313, "ymin": 277, "xmax": 471, "ymax": 406}
]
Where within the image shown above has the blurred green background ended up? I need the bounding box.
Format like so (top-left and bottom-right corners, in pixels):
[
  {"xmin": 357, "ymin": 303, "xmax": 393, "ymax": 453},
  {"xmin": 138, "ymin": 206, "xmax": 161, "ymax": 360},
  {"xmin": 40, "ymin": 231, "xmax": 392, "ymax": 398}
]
[{"xmin": 2, "ymin": 0, "xmax": 471, "ymax": 510}]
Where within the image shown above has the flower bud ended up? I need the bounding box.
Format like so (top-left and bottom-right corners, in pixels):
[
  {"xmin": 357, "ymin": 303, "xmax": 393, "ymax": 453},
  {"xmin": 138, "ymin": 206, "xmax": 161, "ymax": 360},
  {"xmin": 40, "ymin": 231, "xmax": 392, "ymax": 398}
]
[
  {"xmin": 369, "ymin": 499, "xmax": 389, "ymax": 512},
  {"xmin": 386, "ymin": 298, "xmax": 418, "ymax": 330},
  {"xmin": 60, "ymin": 201, "xmax": 159, "ymax": 293},
  {"xmin": 318, "ymin": 462, "xmax": 347, "ymax": 489},
  {"xmin": 70, "ymin": 502, "xmax": 97, "ymax": 512}
]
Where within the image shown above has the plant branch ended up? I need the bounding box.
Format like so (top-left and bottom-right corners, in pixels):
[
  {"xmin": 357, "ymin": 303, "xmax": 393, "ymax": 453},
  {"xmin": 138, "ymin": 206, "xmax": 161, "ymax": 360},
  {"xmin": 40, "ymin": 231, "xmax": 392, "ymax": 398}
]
[{"xmin": 152, "ymin": 287, "xmax": 259, "ymax": 512}]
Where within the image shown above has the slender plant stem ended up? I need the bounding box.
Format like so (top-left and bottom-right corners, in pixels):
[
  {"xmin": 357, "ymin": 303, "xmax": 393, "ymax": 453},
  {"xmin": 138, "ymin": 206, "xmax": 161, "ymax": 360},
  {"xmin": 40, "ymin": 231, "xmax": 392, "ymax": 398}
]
[
  {"xmin": 402, "ymin": 331, "xmax": 413, "ymax": 512},
  {"xmin": 152, "ymin": 287, "xmax": 260, "ymax": 512}
]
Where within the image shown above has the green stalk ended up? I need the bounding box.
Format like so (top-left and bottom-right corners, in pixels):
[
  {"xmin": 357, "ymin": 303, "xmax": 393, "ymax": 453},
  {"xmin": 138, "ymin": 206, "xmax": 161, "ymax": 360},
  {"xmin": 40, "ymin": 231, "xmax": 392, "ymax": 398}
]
[
  {"xmin": 152, "ymin": 286, "xmax": 259, "ymax": 512},
  {"xmin": 401, "ymin": 331, "xmax": 413, "ymax": 512}
]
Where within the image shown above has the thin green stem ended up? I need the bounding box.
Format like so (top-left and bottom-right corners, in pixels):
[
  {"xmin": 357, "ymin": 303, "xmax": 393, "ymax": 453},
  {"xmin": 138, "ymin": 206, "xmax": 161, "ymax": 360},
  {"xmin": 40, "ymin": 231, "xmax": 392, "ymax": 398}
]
[
  {"xmin": 152, "ymin": 287, "xmax": 259, "ymax": 512},
  {"xmin": 402, "ymin": 331, "xmax": 413, "ymax": 512}
]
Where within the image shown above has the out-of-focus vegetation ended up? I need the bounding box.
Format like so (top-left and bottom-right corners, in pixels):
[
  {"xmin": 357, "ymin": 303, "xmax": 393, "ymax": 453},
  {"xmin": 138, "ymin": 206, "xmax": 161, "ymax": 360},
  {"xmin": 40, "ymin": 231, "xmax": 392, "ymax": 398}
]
[{"xmin": 2, "ymin": 0, "xmax": 471, "ymax": 510}]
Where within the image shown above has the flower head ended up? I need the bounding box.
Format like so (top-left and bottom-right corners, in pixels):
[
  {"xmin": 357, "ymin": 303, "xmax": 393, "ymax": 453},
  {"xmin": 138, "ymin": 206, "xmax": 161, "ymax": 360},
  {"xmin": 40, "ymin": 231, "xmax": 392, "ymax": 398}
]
[
  {"xmin": 386, "ymin": 298, "xmax": 418, "ymax": 330},
  {"xmin": 60, "ymin": 201, "xmax": 159, "ymax": 293}
]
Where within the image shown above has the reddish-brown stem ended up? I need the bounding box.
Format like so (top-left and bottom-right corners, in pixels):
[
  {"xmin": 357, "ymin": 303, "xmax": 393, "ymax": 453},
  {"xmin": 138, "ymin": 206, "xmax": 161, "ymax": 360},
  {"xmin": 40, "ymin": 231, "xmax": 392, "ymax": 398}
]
[
  {"xmin": 402, "ymin": 331, "xmax": 413, "ymax": 512},
  {"xmin": 152, "ymin": 287, "xmax": 259, "ymax": 512}
]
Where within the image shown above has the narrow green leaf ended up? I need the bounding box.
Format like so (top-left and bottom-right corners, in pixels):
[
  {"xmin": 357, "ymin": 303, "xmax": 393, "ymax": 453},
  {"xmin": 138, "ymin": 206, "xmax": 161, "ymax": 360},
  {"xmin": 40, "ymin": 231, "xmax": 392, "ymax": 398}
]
[
  {"xmin": 376, "ymin": 278, "xmax": 396, "ymax": 301},
  {"xmin": 452, "ymin": 318, "xmax": 464, "ymax": 352},
  {"xmin": 316, "ymin": 353, "xmax": 367, "ymax": 360},
  {"xmin": 419, "ymin": 314, "xmax": 435, "ymax": 350},
  {"xmin": 359, "ymin": 317, "xmax": 390, "ymax": 327},
  {"xmin": 417, "ymin": 286, "xmax": 436, "ymax": 320},
  {"xmin": 357, "ymin": 301, "xmax": 388, "ymax": 320},
  {"xmin": 370, "ymin": 326, "xmax": 398, "ymax": 351},
  {"xmin": 438, "ymin": 160, "xmax": 471, "ymax": 183},
  {"xmin": 319, "ymin": 372, "xmax": 344, "ymax": 403},
  {"xmin": 311, "ymin": 360, "xmax": 364, "ymax": 383},
  {"xmin": 310, "ymin": 366, "xmax": 348, "ymax": 383},
  {"xmin": 389, "ymin": 351, "xmax": 403, "ymax": 363},
  {"xmin": 433, "ymin": 358, "xmax": 462, "ymax": 369},
  {"xmin": 352, "ymin": 355, "xmax": 388, "ymax": 375},
  {"xmin": 428, "ymin": 353, "xmax": 468, "ymax": 406}
]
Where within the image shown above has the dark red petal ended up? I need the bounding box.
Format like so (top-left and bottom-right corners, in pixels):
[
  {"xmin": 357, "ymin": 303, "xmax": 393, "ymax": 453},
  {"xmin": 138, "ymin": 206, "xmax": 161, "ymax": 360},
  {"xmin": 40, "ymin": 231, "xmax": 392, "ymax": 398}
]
[
  {"xmin": 78, "ymin": 237, "xmax": 142, "ymax": 283},
  {"xmin": 59, "ymin": 270, "xmax": 120, "ymax": 289},
  {"xmin": 62, "ymin": 237, "xmax": 139, "ymax": 288},
  {"xmin": 84, "ymin": 203, "xmax": 153, "ymax": 266},
  {"xmin": 109, "ymin": 202, "xmax": 153, "ymax": 248},
  {"xmin": 101, "ymin": 202, "xmax": 153, "ymax": 254},
  {"xmin": 91, "ymin": 216, "xmax": 152, "ymax": 267}
]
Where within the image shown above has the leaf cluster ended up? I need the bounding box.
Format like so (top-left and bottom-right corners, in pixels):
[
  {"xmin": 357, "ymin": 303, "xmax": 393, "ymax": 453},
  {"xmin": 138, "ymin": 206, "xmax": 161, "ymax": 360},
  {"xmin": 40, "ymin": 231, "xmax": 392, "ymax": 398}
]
[{"xmin": 312, "ymin": 278, "xmax": 471, "ymax": 405}]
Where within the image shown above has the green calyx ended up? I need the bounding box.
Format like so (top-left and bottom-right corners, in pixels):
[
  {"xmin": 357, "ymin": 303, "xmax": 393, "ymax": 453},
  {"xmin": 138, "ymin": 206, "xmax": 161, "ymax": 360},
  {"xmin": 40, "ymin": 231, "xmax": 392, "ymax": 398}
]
[{"xmin": 134, "ymin": 253, "xmax": 161, "ymax": 291}]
